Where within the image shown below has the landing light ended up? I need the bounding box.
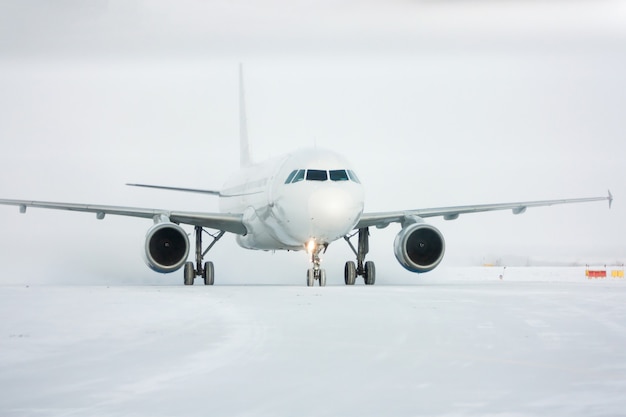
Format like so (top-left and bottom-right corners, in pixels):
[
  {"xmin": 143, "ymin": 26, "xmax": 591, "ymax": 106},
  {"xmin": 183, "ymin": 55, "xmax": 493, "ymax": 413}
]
[{"xmin": 306, "ymin": 239, "xmax": 316, "ymax": 254}]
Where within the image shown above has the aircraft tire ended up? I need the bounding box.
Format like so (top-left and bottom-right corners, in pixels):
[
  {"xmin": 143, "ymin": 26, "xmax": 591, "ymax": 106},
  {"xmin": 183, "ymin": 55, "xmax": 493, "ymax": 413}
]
[
  {"xmin": 184, "ymin": 262, "xmax": 195, "ymax": 285},
  {"xmin": 203, "ymin": 262, "xmax": 215, "ymax": 285},
  {"xmin": 364, "ymin": 261, "xmax": 376, "ymax": 285},
  {"xmin": 306, "ymin": 269, "xmax": 315, "ymax": 287},
  {"xmin": 344, "ymin": 261, "xmax": 356, "ymax": 285},
  {"xmin": 319, "ymin": 269, "xmax": 326, "ymax": 287}
]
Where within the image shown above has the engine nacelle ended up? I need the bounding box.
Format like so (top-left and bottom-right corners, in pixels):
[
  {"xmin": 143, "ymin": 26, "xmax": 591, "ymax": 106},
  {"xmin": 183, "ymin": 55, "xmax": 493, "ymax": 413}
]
[
  {"xmin": 144, "ymin": 221, "xmax": 190, "ymax": 273},
  {"xmin": 394, "ymin": 222, "xmax": 446, "ymax": 273}
]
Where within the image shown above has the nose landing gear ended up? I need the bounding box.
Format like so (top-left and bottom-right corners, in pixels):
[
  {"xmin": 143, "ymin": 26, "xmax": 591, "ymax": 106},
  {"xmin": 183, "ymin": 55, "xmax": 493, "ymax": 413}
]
[{"xmin": 306, "ymin": 240, "xmax": 327, "ymax": 287}]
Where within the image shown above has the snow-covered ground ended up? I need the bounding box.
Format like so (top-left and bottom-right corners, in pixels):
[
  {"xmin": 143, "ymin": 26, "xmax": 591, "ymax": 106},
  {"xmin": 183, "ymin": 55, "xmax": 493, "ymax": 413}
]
[{"xmin": 1, "ymin": 267, "xmax": 626, "ymax": 417}]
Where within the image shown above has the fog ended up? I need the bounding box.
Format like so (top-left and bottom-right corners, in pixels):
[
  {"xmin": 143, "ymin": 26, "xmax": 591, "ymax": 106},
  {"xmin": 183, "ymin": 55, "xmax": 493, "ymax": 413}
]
[{"xmin": 0, "ymin": 1, "xmax": 625, "ymax": 285}]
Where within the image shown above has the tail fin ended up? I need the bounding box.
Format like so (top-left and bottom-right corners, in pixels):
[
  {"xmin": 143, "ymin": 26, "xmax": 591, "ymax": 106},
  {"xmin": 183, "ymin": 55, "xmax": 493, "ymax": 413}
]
[{"xmin": 239, "ymin": 63, "xmax": 251, "ymax": 167}]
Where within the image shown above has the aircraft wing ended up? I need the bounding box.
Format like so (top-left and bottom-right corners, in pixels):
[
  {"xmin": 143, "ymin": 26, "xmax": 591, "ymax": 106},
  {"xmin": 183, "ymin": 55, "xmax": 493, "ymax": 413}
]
[
  {"xmin": 0, "ymin": 199, "xmax": 247, "ymax": 235},
  {"xmin": 126, "ymin": 183, "xmax": 221, "ymax": 195},
  {"xmin": 356, "ymin": 191, "xmax": 613, "ymax": 229}
]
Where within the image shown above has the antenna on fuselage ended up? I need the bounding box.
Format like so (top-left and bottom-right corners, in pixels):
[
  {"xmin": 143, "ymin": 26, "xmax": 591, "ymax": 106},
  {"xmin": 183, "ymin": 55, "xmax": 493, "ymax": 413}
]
[{"xmin": 239, "ymin": 63, "xmax": 251, "ymax": 167}]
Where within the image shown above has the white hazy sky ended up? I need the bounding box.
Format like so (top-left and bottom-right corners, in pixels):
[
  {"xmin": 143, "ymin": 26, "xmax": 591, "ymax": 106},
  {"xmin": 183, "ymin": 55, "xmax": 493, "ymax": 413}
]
[{"xmin": 0, "ymin": 0, "xmax": 625, "ymax": 285}]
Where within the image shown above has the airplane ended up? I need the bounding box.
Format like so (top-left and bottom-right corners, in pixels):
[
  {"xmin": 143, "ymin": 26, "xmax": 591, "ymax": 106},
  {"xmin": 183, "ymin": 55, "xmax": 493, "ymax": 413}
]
[{"xmin": 0, "ymin": 66, "xmax": 614, "ymax": 286}]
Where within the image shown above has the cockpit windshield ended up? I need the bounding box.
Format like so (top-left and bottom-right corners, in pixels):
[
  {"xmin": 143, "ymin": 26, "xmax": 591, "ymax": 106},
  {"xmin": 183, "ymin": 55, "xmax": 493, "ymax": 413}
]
[
  {"xmin": 329, "ymin": 170, "xmax": 349, "ymax": 181},
  {"xmin": 285, "ymin": 169, "xmax": 360, "ymax": 184},
  {"xmin": 306, "ymin": 170, "xmax": 328, "ymax": 181}
]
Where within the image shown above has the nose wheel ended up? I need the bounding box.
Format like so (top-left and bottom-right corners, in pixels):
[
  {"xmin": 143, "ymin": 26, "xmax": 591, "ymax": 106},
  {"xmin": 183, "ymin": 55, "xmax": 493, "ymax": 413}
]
[
  {"xmin": 306, "ymin": 268, "xmax": 327, "ymax": 287},
  {"xmin": 306, "ymin": 241, "xmax": 327, "ymax": 287}
]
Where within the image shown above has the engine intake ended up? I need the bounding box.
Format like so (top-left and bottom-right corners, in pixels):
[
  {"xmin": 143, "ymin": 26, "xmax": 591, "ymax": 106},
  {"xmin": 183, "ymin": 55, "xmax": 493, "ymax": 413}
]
[
  {"xmin": 144, "ymin": 221, "xmax": 190, "ymax": 273},
  {"xmin": 394, "ymin": 222, "xmax": 445, "ymax": 273}
]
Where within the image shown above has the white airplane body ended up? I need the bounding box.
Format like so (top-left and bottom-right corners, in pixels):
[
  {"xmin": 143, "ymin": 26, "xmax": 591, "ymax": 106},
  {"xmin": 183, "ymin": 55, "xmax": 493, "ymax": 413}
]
[
  {"xmin": 0, "ymin": 67, "xmax": 613, "ymax": 286},
  {"xmin": 221, "ymin": 149, "xmax": 364, "ymax": 251}
]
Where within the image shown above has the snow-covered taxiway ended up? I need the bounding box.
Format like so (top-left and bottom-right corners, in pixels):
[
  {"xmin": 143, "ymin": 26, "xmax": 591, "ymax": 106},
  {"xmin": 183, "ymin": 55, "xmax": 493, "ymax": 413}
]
[{"xmin": 1, "ymin": 267, "xmax": 625, "ymax": 417}]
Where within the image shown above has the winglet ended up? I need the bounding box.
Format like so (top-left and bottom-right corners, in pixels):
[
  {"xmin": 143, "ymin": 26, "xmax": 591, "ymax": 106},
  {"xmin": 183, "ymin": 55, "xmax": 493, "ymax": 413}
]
[
  {"xmin": 608, "ymin": 190, "xmax": 613, "ymax": 209},
  {"xmin": 239, "ymin": 63, "xmax": 251, "ymax": 167}
]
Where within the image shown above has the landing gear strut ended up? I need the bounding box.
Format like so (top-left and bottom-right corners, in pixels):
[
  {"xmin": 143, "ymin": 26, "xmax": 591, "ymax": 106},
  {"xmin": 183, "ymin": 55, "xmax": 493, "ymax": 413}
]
[
  {"xmin": 306, "ymin": 242, "xmax": 327, "ymax": 287},
  {"xmin": 183, "ymin": 226, "xmax": 225, "ymax": 286},
  {"xmin": 343, "ymin": 227, "xmax": 376, "ymax": 285}
]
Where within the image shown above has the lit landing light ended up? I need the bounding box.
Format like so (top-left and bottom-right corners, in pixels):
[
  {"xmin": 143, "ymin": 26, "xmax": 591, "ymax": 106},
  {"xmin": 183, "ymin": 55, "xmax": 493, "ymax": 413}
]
[{"xmin": 306, "ymin": 239, "xmax": 317, "ymax": 254}]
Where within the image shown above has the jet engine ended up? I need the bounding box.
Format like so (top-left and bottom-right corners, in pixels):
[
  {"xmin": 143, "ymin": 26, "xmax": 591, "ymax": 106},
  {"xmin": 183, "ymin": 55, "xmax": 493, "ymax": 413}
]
[
  {"xmin": 144, "ymin": 221, "xmax": 190, "ymax": 273},
  {"xmin": 394, "ymin": 222, "xmax": 445, "ymax": 273}
]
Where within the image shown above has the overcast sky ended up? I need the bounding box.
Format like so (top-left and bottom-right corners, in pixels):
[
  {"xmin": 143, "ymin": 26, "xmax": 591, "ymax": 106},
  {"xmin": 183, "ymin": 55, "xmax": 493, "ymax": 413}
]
[{"xmin": 1, "ymin": 1, "xmax": 625, "ymax": 285}]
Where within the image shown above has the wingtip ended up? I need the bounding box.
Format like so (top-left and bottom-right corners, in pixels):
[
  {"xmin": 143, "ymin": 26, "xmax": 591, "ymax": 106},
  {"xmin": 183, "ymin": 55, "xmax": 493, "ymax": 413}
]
[{"xmin": 608, "ymin": 190, "xmax": 613, "ymax": 209}]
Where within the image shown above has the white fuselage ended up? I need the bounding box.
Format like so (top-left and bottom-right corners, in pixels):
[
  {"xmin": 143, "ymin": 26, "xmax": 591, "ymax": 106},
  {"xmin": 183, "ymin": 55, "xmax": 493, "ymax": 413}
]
[{"xmin": 218, "ymin": 148, "xmax": 365, "ymax": 251}]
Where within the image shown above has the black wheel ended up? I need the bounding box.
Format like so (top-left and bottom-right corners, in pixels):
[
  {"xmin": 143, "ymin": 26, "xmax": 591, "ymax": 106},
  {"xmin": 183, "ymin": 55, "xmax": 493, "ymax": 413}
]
[
  {"xmin": 306, "ymin": 269, "xmax": 315, "ymax": 287},
  {"xmin": 364, "ymin": 261, "xmax": 376, "ymax": 285},
  {"xmin": 184, "ymin": 262, "xmax": 195, "ymax": 285},
  {"xmin": 344, "ymin": 261, "xmax": 356, "ymax": 285},
  {"xmin": 319, "ymin": 269, "xmax": 327, "ymax": 287},
  {"xmin": 203, "ymin": 261, "xmax": 215, "ymax": 285}
]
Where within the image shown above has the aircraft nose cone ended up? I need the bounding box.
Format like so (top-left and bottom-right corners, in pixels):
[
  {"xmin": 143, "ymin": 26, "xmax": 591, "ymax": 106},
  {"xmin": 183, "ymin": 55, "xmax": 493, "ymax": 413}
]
[{"xmin": 308, "ymin": 187, "xmax": 362, "ymax": 241}]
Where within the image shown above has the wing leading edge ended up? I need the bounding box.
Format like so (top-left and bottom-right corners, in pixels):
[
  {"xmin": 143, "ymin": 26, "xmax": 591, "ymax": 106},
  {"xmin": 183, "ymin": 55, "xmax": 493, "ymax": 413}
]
[
  {"xmin": 0, "ymin": 199, "xmax": 247, "ymax": 235},
  {"xmin": 126, "ymin": 183, "xmax": 221, "ymax": 195},
  {"xmin": 356, "ymin": 191, "xmax": 613, "ymax": 230}
]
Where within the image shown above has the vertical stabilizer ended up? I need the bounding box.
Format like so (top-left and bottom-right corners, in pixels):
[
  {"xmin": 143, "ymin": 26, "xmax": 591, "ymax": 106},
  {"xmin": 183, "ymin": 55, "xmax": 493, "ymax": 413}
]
[{"xmin": 239, "ymin": 63, "xmax": 251, "ymax": 167}]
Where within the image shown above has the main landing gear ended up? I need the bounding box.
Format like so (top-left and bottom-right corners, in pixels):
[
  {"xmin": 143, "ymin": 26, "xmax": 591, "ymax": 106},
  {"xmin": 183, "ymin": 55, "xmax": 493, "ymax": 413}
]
[
  {"xmin": 343, "ymin": 227, "xmax": 376, "ymax": 285},
  {"xmin": 183, "ymin": 226, "xmax": 225, "ymax": 286},
  {"xmin": 306, "ymin": 241, "xmax": 328, "ymax": 287}
]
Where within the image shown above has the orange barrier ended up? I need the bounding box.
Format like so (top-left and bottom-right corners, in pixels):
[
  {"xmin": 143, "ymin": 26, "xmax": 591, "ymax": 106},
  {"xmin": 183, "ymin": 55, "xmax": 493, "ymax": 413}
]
[
  {"xmin": 586, "ymin": 270, "xmax": 607, "ymax": 278},
  {"xmin": 586, "ymin": 267, "xmax": 624, "ymax": 279}
]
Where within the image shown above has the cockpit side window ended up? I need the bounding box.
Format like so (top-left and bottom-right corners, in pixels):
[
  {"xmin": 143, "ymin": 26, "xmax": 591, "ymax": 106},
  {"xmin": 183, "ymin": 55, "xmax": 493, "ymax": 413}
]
[
  {"xmin": 329, "ymin": 169, "xmax": 349, "ymax": 181},
  {"xmin": 284, "ymin": 170, "xmax": 298, "ymax": 184},
  {"xmin": 306, "ymin": 169, "xmax": 328, "ymax": 181},
  {"xmin": 292, "ymin": 169, "xmax": 306, "ymax": 183},
  {"xmin": 347, "ymin": 170, "xmax": 361, "ymax": 184}
]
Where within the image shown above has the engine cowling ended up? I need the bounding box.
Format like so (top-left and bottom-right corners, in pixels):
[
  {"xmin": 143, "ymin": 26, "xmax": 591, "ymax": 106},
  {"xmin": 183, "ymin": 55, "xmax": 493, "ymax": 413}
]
[
  {"xmin": 144, "ymin": 222, "xmax": 190, "ymax": 273},
  {"xmin": 394, "ymin": 222, "xmax": 446, "ymax": 273}
]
